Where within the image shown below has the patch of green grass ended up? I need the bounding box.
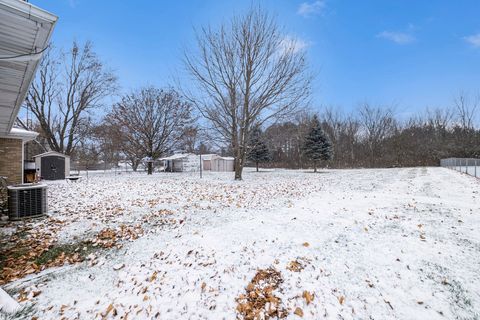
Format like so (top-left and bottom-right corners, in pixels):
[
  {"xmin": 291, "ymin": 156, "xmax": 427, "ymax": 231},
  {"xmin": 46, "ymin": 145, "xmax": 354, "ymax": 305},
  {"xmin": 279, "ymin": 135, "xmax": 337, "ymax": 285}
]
[
  {"xmin": 14, "ymin": 230, "xmax": 29, "ymax": 239},
  {"xmin": 34, "ymin": 241, "xmax": 97, "ymax": 266},
  {"xmin": 0, "ymin": 254, "xmax": 5, "ymax": 270},
  {"xmin": 0, "ymin": 247, "xmax": 29, "ymax": 271}
]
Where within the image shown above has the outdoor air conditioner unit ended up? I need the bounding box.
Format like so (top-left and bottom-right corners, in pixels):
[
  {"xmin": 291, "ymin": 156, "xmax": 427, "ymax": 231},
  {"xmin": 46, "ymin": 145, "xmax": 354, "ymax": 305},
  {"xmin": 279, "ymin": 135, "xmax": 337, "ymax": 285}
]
[{"xmin": 7, "ymin": 184, "xmax": 47, "ymax": 219}]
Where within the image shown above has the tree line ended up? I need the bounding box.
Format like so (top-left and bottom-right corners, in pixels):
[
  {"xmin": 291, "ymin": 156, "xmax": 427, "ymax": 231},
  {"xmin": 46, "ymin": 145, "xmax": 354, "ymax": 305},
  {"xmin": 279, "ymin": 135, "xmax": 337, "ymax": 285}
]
[
  {"xmin": 21, "ymin": 7, "xmax": 479, "ymax": 179},
  {"xmin": 253, "ymin": 100, "xmax": 479, "ymax": 169}
]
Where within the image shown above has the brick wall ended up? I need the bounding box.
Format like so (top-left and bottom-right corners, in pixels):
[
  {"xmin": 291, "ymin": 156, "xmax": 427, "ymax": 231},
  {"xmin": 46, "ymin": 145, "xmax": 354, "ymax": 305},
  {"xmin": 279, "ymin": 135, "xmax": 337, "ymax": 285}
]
[{"xmin": 0, "ymin": 138, "xmax": 23, "ymax": 184}]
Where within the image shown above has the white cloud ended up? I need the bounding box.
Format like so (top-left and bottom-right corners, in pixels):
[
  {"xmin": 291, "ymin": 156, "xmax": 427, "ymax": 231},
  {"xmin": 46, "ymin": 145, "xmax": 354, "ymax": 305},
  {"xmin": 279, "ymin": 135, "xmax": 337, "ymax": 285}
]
[
  {"xmin": 297, "ymin": 1, "xmax": 325, "ymax": 17},
  {"xmin": 464, "ymin": 33, "xmax": 480, "ymax": 48},
  {"xmin": 279, "ymin": 36, "xmax": 310, "ymax": 54},
  {"xmin": 377, "ymin": 31, "xmax": 415, "ymax": 45}
]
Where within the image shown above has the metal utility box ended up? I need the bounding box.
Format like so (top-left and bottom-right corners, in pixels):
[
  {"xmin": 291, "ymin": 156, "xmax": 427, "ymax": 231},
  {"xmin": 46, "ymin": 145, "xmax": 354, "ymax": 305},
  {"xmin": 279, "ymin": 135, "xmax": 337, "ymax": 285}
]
[{"xmin": 8, "ymin": 184, "xmax": 47, "ymax": 219}]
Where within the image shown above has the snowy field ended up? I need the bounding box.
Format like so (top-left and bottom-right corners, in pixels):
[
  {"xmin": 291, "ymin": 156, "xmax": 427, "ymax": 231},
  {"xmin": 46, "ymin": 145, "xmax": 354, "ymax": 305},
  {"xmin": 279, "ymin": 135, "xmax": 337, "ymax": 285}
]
[{"xmin": 1, "ymin": 167, "xmax": 480, "ymax": 319}]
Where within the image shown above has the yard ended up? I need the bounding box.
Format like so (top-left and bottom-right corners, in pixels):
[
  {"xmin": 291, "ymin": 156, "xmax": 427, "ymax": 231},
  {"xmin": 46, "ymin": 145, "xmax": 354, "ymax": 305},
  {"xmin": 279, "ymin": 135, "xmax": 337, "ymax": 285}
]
[{"xmin": 1, "ymin": 167, "xmax": 479, "ymax": 319}]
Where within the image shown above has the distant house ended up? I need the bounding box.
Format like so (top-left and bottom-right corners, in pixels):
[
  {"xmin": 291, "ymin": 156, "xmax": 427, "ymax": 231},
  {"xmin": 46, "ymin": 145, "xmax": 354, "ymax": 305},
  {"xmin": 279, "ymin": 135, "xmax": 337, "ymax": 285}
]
[
  {"xmin": 209, "ymin": 155, "xmax": 235, "ymax": 172},
  {"xmin": 0, "ymin": 0, "xmax": 57, "ymax": 185},
  {"xmin": 160, "ymin": 153, "xmax": 234, "ymax": 172},
  {"xmin": 197, "ymin": 154, "xmax": 218, "ymax": 171},
  {"xmin": 160, "ymin": 153, "xmax": 200, "ymax": 172}
]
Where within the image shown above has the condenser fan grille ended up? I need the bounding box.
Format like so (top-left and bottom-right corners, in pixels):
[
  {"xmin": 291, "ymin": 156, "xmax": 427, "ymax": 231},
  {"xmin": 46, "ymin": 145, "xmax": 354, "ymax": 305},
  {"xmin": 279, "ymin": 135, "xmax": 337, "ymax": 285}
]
[{"xmin": 8, "ymin": 185, "xmax": 47, "ymax": 219}]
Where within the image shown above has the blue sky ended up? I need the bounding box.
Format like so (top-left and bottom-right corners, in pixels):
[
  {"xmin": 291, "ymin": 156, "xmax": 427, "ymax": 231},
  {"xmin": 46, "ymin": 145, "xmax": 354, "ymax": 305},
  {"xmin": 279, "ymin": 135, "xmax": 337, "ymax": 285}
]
[{"xmin": 33, "ymin": 0, "xmax": 480, "ymax": 116}]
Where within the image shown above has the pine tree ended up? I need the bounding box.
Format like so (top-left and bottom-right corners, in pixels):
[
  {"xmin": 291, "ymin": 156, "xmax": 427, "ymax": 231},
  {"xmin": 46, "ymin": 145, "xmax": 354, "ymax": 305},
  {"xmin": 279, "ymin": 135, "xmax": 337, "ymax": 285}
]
[
  {"xmin": 302, "ymin": 115, "xmax": 333, "ymax": 172},
  {"xmin": 247, "ymin": 127, "xmax": 271, "ymax": 172}
]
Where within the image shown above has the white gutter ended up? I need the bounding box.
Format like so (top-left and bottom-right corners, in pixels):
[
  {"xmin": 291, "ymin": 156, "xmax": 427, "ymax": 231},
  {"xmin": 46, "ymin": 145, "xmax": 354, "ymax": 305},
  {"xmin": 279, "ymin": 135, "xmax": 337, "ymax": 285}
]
[
  {"xmin": 0, "ymin": 127, "xmax": 39, "ymax": 141},
  {"xmin": 0, "ymin": 0, "xmax": 58, "ymax": 134},
  {"xmin": 0, "ymin": 0, "xmax": 58, "ymax": 23}
]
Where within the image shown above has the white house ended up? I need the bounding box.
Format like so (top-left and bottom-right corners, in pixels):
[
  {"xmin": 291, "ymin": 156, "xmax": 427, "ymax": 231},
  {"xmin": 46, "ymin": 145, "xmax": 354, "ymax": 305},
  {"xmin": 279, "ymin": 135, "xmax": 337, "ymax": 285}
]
[
  {"xmin": 160, "ymin": 153, "xmax": 199, "ymax": 172},
  {"xmin": 209, "ymin": 155, "xmax": 235, "ymax": 172},
  {"xmin": 160, "ymin": 153, "xmax": 235, "ymax": 172}
]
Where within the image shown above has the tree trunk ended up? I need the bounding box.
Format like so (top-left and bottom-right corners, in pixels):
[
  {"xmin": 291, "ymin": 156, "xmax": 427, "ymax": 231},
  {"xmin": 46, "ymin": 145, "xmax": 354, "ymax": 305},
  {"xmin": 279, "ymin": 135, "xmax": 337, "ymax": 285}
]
[
  {"xmin": 234, "ymin": 157, "xmax": 243, "ymax": 180},
  {"xmin": 256, "ymin": 162, "xmax": 259, "ymax": 172},
  {"xmin": 132, "ymin": 161, "xmax": 138, "ymax": 172},
  {"xmin": 147, "ymin": 162, "xmax": 153, "ymax": 175}
]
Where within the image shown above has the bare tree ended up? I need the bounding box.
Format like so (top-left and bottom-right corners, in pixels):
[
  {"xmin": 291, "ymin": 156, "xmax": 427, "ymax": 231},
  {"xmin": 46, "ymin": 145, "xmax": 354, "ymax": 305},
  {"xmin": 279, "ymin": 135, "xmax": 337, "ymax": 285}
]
[
  {"xmin": 177, "ymin": 125, "xmax": 211, "ymax": 154},
  {"xmin": 425, "ymin": 107, "xmax": 453, "ymax": 131},
  {"xmin": 106, "ymin": 87, "xmax": 193, "ymax": 174},
  {"xmin": 358, "ymin": 103, "xmax": 396, "ymax": 167},
  {"xmin": 454, "ymin": 91, "xmax": 479, "ymax": 130},
  {"xmin": 74, "ymin": 140, "xmax": 101, "ymax": 171},
  {"xmin": 25, "ymin": 41, "xmax": 117, "ymax": 155},
  {"xmin": 184, "ymin": 7, "xmax": 311, "ymax": 180},
  {"xmin": 90, "ymin": 123, "xmax": 122, "ymax": 170},
  {"xmin": 320, "ymin": 107, "xmax": 361, "ymax": 168}
]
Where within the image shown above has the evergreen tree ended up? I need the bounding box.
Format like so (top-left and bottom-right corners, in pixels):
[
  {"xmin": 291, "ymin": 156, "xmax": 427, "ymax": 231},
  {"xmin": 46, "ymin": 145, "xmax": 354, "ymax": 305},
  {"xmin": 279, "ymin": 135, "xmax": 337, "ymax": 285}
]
[
  {"xmin": 247, "ymin": 127, "xmax": 271, "ymax": 172},
  {"xmin": 302, "ymin": 115, "xmax": 333, "ymax": 172}
]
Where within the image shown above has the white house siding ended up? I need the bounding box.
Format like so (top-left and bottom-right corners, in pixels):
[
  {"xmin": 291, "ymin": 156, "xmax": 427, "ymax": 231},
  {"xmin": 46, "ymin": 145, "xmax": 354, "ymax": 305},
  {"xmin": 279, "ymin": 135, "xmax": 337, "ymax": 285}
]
[{"xmin": 161, "ymin": 154, "xmax": 234, "ymax": 172}]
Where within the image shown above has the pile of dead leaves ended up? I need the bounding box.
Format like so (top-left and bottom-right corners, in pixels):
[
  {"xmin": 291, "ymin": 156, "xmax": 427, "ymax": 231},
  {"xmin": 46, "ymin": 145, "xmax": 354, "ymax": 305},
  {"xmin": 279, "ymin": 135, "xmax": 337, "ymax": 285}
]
[
  {"xmin": 0, "ymin": 219, "xmax": 81, "ymax": 284},
  {"xmin": 92, "ymin": 224, "xmax": 144, "ymax": 249},
  {"xmin": 0, "ymin": 221, "xmax": 146, "ymax": 284},
  {"xmin": 236, "ymin": 268, "xmax": 288, "ymax": 320}
]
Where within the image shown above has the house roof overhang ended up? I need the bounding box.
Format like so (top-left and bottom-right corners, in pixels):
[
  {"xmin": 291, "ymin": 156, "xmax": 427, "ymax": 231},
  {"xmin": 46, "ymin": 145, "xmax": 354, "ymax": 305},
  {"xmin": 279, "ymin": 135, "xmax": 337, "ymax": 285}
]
[
  {"xmin": 0, "ymin": 126, "xmax": 38, "ymax": 141},
  {"xmin": 0, "ymin": 0, "xmax": 57, "ymax": 135}
]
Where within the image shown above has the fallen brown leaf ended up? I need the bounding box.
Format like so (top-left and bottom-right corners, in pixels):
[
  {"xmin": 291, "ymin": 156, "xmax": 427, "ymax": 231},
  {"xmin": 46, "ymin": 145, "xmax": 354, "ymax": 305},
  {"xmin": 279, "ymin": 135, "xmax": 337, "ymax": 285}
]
[
  {"xmin": 302, "ymin": 291, "xmax": 314, "ymax": 305},
  {"xmin": 294, "ymin": 307, "xmax": 304, "ymax": 317}
]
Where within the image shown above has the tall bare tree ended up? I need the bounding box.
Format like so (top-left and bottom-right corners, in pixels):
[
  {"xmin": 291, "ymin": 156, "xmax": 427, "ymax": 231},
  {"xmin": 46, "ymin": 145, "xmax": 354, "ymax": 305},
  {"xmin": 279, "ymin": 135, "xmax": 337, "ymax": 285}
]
[
  {"xmin": 106, "ymin": 87, "xmax": 193, "ymax": 174},
  {"xmin": 25, "ymin": 41, "xmax": 117, "ymax": 155},
  {"xmin": 90, "ymin": 123, "xmax": 122, "ymax": 169},
  {"xmin": 358, "ymin": 103, "xmax": 396, "ymax": 167},
  {"xmin": 184, "ymin": 7, "xmax": 311, "ymax": 180},
  {"xmin": 454, "ymin": 91, "xmax": 479, "ymax": 130}
]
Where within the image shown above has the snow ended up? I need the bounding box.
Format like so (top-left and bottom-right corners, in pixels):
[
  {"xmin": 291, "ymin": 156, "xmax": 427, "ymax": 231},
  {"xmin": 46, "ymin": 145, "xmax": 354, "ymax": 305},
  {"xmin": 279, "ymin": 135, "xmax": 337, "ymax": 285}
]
[
  {"xmin": 2, "ymin": 167, "xmax": 480, "ymax": 319},
  {"xmin": 0, "ymin": 288, "xmax": 20, "ymax": 314}
]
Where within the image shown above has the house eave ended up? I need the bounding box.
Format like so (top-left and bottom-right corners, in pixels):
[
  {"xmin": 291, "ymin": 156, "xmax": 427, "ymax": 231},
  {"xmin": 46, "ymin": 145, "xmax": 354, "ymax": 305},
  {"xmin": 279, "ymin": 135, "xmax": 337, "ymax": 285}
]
[
  {"xmin": 0, "ymin": 0, "xmax": 58, "ymax": 23},
  {"xmin": 0, "ymin": 127, "xmax": 38, "ymax": 141},
  {"xmin": 0, "ymin": 0, "xmax": 58, "ymax": 134}
]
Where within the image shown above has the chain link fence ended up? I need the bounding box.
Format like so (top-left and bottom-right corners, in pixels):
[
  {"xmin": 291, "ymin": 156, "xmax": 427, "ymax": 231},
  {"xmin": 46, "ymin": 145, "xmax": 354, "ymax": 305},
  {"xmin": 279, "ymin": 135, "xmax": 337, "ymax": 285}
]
[{"xmin": 440, "ymin": 158, "xmax": 480, "ymax": 178}]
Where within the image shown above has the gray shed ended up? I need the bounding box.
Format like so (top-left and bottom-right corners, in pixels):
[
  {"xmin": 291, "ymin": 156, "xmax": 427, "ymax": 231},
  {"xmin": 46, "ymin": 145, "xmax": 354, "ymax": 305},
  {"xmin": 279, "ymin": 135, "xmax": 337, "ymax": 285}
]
[{"xmin": 34, "ymin": 151, "xmax": 70, "ymax": 180}]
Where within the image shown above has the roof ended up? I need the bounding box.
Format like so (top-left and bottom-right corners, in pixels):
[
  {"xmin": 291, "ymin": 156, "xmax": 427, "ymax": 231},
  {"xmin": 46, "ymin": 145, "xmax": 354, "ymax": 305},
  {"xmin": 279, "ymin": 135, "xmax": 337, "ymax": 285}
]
[
  {"xmin": 200, "ymin": 154, "xmax": 217, "ymax": 160},
  {"xmin": 159, "ymin": 153, "xmax": 235, "ymax": 161},
  {"xmin": 0, "ymin": 126, "xmax": 38, "ymax": 141},
  {"xmin": 33, "ymin": 151, "xmax": 70, "ymax": 158},
  {"xmin": 0, "ymin": 0, "xmax": 57, "ymax": 135},
  {"xmin": 159, "ymin": 153, "xmax": 195, "ymax": 161}
]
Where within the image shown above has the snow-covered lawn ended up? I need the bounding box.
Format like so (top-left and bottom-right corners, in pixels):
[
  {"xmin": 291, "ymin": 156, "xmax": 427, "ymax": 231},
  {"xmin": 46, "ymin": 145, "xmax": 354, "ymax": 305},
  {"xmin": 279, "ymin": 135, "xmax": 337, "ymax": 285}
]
[{"xmin": 2, "ymin": 167, "xmax": 480, "ymax": 319}]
